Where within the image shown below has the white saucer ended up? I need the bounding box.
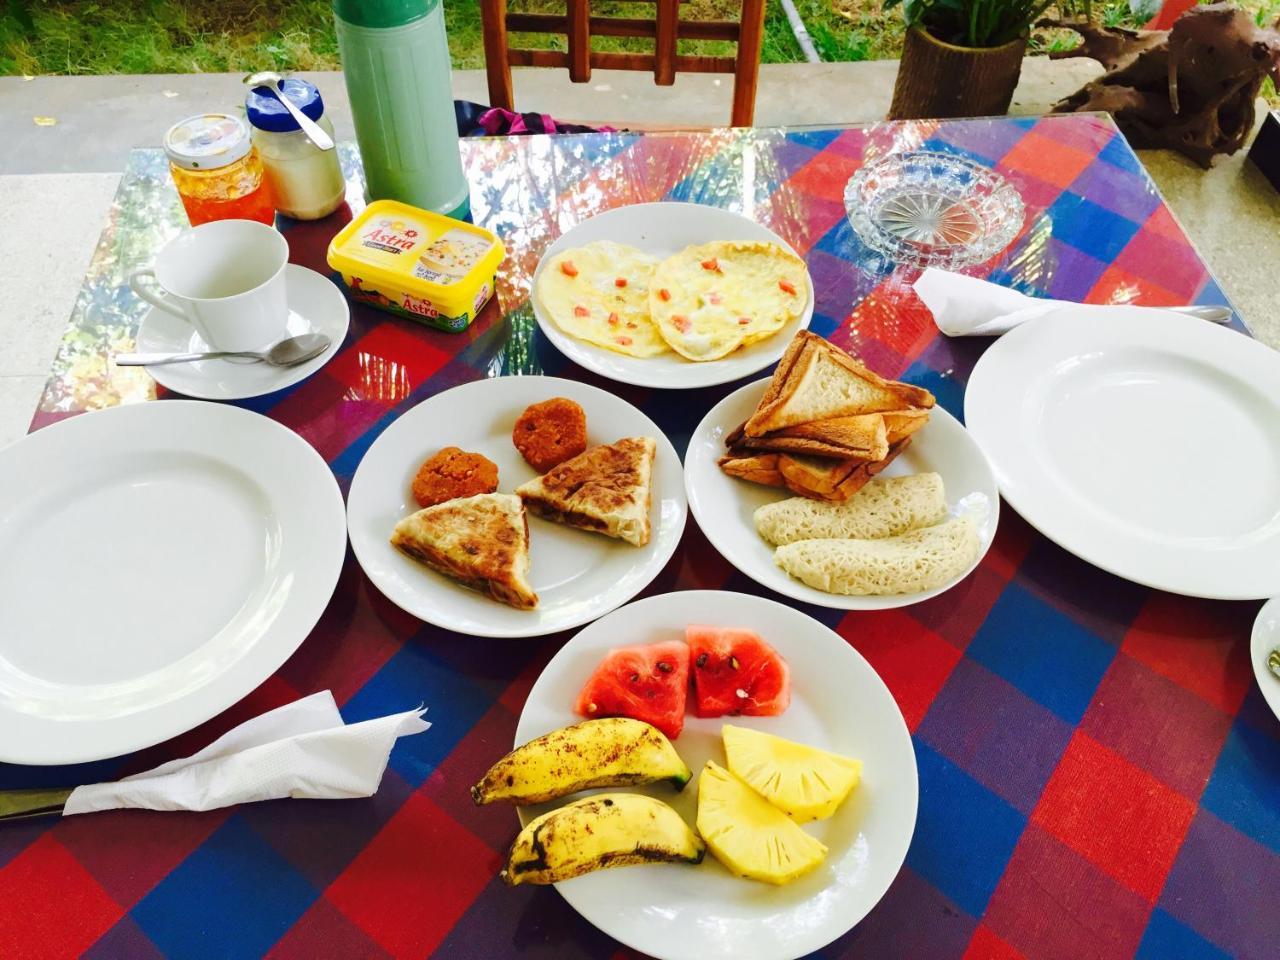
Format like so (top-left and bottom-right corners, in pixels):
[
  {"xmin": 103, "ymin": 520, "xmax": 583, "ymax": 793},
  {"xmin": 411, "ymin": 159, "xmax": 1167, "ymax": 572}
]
[
  {"xmin": 1251, "ymin": 598, "xmax": 1280, "ymax": 723},
  {"xmin": 131, "ymin": 263, "xmax": 349, "ymax": 401}
]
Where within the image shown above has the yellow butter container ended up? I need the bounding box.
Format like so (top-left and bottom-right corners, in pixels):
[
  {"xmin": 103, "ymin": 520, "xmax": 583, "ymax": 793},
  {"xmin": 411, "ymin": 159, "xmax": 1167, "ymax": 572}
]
[{"xmin": 327, "ymin": 199, "xmax": 505, "ymax": 333}]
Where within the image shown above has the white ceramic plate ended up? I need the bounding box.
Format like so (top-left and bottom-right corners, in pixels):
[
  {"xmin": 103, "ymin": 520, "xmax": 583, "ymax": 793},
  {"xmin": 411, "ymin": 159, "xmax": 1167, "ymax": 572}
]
[
  {"xmin": 531, "ymin": 203, "xmax": 814, "ymax": 389},
  {"xmin": 346, "ymin": 376, "xmax": 687, "ymax": 638},
  {"xmin": 0, "ymin": 401, "xmax": 346, "ymax": 765},
  {"xmin": 514, "ymin": 590, "xmax": 918, "ymax": 960},
  {"xmin": 684, "ymin": 379, "xmax": 998, "ymax": 610},
  {"xmin": 966, "ymin": 307, "xmax": 1280, "ymax": 599},
  {"xmin": 134, "ymin": 264, "xmax": 349, "ymax": 401},
  {"xmin": 1251, "ymin": 598, "xmax": 1280, "ymax": 723}
]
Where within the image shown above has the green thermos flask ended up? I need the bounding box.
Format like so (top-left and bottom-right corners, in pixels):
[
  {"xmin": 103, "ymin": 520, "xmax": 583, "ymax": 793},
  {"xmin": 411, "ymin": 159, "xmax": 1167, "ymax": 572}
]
[{"xmin": 333, "ymin": 0, "xmax": 470, "ymax": 219}]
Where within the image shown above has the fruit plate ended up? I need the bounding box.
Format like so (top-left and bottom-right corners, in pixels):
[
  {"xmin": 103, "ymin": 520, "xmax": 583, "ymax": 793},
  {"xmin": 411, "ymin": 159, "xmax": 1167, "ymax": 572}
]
[
  {"xmin": 346, "ymin": 375, "xmax": 687, "ymax": 639},
  {"xmin": 514, "ymin": 590, "xmax": 919, "ymax": 960},
  {"xmin": 531, "ymin": 202, "xmax": 814, "ymax": 390},
  {"xmin": 684, "ymin": 379, "xmax": 999, "ymax": 610}
]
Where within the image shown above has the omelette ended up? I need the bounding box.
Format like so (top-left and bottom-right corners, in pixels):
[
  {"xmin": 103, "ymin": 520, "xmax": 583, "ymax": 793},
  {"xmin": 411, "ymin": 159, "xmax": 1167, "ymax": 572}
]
[
  {"xmin": 649, "ymin": 241, "xmax": 809, "ymax": 361},
  {"xmin": 535, "ymin": 241, "xmax": 670, "ymax": 357}
]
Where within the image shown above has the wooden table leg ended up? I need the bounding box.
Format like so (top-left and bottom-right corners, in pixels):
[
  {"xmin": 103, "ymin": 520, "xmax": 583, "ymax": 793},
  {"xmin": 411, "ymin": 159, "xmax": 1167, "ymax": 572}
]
[
  {"xmin": 480, "ymin": 0, "xmax": 515, "ymax": 110},
  {"xmin": 732, "ymin": 0, "xmax": 766, "ymax": 126},
  {"xmin": 568, "ymin": 0, "xmax": 592, "ymax": 83},
  {"xmin": 655, "ymin": 0, "xmax": 679, "ymax": 86}
]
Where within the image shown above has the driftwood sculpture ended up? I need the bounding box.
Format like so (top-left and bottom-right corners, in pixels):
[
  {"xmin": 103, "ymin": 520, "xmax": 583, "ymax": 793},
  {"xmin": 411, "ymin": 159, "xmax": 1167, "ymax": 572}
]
[{"xmin": 1044, "ymin": 4, "xmax": 1280, "ymax": 167}]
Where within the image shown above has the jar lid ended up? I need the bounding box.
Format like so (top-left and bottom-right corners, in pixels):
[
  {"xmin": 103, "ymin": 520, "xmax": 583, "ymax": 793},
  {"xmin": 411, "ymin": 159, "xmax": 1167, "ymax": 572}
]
[
  {"xmin": 163, "ymin": 114, "xmax": 251, "ymax": 171},
  {"xmin": 245, "ymin": 79, "xmax": 325, "ymax": 134},
  {"xmin": 333, "ymin": 0, "xmax": 438, "ymax": 29}
]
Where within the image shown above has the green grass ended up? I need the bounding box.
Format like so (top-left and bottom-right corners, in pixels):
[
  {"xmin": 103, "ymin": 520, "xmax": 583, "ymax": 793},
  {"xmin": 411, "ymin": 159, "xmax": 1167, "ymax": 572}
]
[
  {"xmin": 0, "ymin": 0, "xmax": 955, "ymax": 75},
  {"xmin": 2, "ymin": 0, "xmax": 1275, "ymax": 77}
]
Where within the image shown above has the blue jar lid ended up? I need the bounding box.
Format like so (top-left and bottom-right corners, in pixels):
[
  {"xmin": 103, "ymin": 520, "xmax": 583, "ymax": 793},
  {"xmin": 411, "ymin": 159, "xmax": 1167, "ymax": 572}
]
[{"xmin": 245, "ymin": 79, "xmax": 325, "ymax": 133}]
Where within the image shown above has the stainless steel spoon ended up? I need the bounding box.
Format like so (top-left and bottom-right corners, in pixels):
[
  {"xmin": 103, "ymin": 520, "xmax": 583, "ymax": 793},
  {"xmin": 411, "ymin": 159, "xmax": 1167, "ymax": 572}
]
[
  {"xmin": 245, "ymin": 70, "xmax": 335, "ymax": 151},
  {"xmin": 1166, "ymin": 304, "xmax": 1233, "ymax": 324},
  {"xmin": 115, "ymin": 333, "xmax": 331, "ymax": 367}
]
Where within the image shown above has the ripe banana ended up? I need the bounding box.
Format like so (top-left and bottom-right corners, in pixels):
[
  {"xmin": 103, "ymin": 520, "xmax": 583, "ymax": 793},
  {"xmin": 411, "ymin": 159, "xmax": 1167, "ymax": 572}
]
[
  {"xmin": 472, "ymin": 717, "xmax": 692, "ymax": 806},
  {"xmin": 502, "ymin": 793, "xmax": 705, "ymax": 885}
]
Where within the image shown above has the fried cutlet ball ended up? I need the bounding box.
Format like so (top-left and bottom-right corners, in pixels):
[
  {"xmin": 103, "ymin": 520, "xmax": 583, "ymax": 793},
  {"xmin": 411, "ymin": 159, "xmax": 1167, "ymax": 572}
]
[
  {"xmin": 412, "ymin": 446, "xmax": 499, "ymax": 508},
  {"xmin": 512, "ymin": 397, "xmax": 588, "ymax": 473}
]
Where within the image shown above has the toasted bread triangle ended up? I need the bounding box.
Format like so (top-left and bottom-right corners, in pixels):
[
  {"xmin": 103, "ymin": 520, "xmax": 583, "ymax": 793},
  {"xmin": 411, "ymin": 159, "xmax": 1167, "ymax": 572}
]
[
  {"xmin": 883, "ymin": 408, "xmax": 930, "ymax": 444},
  {"xmin": 516, "ymin": 437, "xmax": 656, "ymax": 546},
  {"xmin": 718, "ymin": 450, "xmax": 785, "ymax": 487},
  {"xmin": 391, "ymin": 493, "xmax": 538, "ymax": 609},
  {"xmin": 741, "ymin": 413, "xmax": 888, "ymax": 461},
  {"xmin": 745, "ymin": 332, "xmax": 934, "ymax": 436}
]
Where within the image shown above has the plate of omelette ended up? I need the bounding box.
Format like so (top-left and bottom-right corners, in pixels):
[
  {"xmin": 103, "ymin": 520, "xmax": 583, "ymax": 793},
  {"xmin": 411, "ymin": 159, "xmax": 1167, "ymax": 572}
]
[{"xmin": 531, "ymin": 203, "xmax": 814, "ymax": 389}]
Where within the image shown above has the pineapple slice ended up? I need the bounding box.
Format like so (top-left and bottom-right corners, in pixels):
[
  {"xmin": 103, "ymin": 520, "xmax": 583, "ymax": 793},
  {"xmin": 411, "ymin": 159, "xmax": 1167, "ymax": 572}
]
[
  {"xmin": 723, "ymin": 724, "xmax": 861, "ymax": 823},
  {"xmin": 696, "ymin": 761, "xmax": 827, "ymax": 884}
]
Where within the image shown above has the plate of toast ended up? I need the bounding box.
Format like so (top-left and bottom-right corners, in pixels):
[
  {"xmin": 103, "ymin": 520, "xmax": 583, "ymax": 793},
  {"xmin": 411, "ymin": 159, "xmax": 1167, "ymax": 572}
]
[
  {"xmin": 685, "ymin": 332, "xmax": 998, "ymax": 609},
  {"xmin": 531, "ymin": 203, "xmax": 814, "ymax": 390},
  {"xmin": 347, "ymin": 376, "xmax": 687, "ymax": 637}
]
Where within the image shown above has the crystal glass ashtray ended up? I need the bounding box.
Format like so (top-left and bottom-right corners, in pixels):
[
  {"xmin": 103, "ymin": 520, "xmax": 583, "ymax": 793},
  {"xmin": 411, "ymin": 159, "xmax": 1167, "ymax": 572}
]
[{"xmin": 844, "ymin": 151, "xmax": 1025, "ymax": 269}]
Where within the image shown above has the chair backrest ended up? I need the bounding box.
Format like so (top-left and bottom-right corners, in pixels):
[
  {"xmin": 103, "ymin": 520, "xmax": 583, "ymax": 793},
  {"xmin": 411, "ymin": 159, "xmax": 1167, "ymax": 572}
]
[{"xmin": 479, "ymin": 0, "xmax": 766, "ymax": 127}]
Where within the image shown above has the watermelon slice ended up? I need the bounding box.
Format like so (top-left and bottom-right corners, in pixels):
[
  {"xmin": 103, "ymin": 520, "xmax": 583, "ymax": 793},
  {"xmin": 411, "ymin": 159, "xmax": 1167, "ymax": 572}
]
[
  {"xmin": 574, "ymin": 640, "xmax": 690, "ymax": 739},
  {"xmin": 687, "ymin": 627, "xmax": 790, "ymax": 718}
]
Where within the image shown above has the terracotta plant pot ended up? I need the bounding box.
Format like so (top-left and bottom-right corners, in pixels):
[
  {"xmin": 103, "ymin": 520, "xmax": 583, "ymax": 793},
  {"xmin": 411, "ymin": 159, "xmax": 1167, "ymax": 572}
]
[{"xmin": 889, "ymin": 27, "xmax": 1027, "ymax": 120}]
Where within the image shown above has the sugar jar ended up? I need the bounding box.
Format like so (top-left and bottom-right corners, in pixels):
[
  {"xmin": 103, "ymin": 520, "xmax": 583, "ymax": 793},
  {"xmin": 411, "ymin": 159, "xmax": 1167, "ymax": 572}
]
[
  {"xmin": 164, "ymin": 114, "xmax": 275, "ymax": 226},
  {"xmin": 246, "ymin": 79, "xmax": 346, "ymax": 221}
]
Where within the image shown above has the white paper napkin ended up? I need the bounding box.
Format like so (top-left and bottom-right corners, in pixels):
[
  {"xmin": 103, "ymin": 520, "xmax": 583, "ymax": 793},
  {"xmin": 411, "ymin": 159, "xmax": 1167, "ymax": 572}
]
[
  {"xmin": 911, "ymin": 266, "xmax": 1180, "ymax": 337},
  {"xmin": 63, "ymin": 691, "xmax": 428, "ymax": 816}
]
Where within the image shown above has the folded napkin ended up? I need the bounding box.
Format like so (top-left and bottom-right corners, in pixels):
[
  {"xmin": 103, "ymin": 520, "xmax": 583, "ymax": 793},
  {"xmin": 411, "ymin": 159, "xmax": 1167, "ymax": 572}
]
[
  {"xmin": 912, "ymin": 268, "xmax": 1191, "ymax": 337},
  {"xmin": 63, "ymin": 691, "xmax": 428, "ymax": 816}
]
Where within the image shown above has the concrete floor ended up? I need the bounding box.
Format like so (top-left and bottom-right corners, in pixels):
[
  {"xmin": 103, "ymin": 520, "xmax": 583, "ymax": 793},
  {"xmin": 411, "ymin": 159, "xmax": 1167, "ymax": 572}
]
[
  {"xmin": 1, "ymin": 62, "xmax": 1276, "ymax": 448},
  {"xmin": 0, "ymin": 61, "xmax": 1106, "ymax": 174}
]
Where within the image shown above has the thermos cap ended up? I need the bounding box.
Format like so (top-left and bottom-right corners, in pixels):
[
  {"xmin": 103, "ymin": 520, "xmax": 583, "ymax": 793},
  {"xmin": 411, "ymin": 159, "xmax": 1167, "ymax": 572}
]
[{"xmin": 332, "ymin": 0, "xmax": 438, "ymax": 29}]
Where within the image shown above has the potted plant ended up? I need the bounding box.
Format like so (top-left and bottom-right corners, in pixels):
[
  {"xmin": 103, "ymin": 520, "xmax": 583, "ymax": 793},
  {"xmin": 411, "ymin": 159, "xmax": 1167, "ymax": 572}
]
[{"xmin": 886, "ymin": 0, "xmax": 1056, "ymax": 119}]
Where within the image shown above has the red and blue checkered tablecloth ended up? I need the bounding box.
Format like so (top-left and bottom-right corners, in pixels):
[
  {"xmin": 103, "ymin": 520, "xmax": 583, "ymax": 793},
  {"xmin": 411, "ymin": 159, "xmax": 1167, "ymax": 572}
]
[{"xmin": 3, "ymin": 115, "xmax": 1277, "ymax": 960}]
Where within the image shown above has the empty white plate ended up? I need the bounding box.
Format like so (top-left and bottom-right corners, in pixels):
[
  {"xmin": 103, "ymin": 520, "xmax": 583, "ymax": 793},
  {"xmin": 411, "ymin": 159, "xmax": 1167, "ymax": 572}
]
[
  {"xmin": 684, "ymin": 379, "xmax": 998, "ymax": 610},
  {"xmin": 0, "ymin": 401, "xmax": 346, "ymax": 765},
  {"xmin": 514, "ymin": 590, "xmax": 918, "ymax": 960},
  {"xmin": 1251, "ymin": 598, "xmax": 1280, "ymax": 723},
  {"xmin": 966, "ymin": 307, "xmax": 1280, "ymax": 599},
  {"xmin": 531, "ymin": 203, "xmax": 813, "ymax": 389},
  {"xmin": 133, "ymin": 264, "xmax": 349, "ymax": 401},
  {"xmin": 346, "ymin": 376, "xmax": 687, "ymax": 638}
]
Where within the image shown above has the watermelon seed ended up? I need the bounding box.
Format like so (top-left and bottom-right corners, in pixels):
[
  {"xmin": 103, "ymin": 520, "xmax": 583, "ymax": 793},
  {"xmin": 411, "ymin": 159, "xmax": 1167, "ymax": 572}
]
[
  {"xmin": 629, "ymin": 673, "xmax": 640, "ymax": 682},
  {"xmin": 729, "ymin": 656, "xmax": 740, "ymax": 670},
  {"xmin": 695, "ymin": 653, "xmax": 708, "ymax": 668},
  {"xmin": 736, "ymin": 688, "xmax": 748, "ymax": 699},
  {"xmin": 656, "ymin": 661, "xmax": 672, "ymax": 673}
]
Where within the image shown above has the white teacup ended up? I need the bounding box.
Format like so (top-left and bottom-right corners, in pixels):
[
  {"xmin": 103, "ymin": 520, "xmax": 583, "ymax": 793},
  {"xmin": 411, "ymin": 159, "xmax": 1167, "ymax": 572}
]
[{"xmin": 130, "ymin": 220, "xmax": 289, "ymax": 352}]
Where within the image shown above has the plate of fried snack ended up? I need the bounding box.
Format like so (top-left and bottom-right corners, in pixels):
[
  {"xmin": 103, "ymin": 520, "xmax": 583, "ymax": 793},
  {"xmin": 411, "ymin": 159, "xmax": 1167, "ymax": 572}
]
[
  {"xmin": 472, "ymin": 590, "xmax": 918, "ymax": 960},
  {"xmin": 531, "ymin": 203, "xmax": 814, "ymax": 390},
  {"xmin": 685, "ymin": 331, "xmax": 999, "ymax": 610},
  {"xmin": 346, "ymin": 376, "xmax": 687, "ymax": 637}
]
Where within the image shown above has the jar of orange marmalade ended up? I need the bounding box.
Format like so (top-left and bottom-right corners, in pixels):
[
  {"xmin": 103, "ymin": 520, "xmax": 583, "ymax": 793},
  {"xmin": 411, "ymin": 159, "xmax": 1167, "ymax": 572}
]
[{"xmin": 164, "ymin": 114, "xmax": 275, "ymax": 226}]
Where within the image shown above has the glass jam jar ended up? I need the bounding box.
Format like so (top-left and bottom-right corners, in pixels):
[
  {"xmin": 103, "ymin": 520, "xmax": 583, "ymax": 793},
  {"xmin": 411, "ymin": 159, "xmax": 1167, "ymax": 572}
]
[
  {"xmin": 245, "ymin": 79, "xmax": 346, "ymax": 221},
  {"xmin": 164, "ymin": 114, "xmax": 275, "ymax": 226}
]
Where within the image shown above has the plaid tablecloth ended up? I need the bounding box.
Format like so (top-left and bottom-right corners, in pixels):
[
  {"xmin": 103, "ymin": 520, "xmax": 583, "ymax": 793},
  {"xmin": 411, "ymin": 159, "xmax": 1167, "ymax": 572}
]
[{"xmin": 3, "ymin": 116, "xmax": 1277, "ymax": 960}]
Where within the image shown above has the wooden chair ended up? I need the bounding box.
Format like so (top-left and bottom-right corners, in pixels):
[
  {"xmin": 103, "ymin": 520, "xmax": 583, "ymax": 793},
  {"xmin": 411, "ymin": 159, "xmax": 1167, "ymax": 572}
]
[{"xmin": 478, "ymin": 0, "xmax": 767, "ymax": 127}]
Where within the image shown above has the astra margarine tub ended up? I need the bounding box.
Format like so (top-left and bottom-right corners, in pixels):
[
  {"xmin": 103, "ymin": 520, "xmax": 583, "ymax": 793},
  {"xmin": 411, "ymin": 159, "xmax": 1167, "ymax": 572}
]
[{"xmin": 327, "ymin": 199, "xmax": 504, "ymax": 332}]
